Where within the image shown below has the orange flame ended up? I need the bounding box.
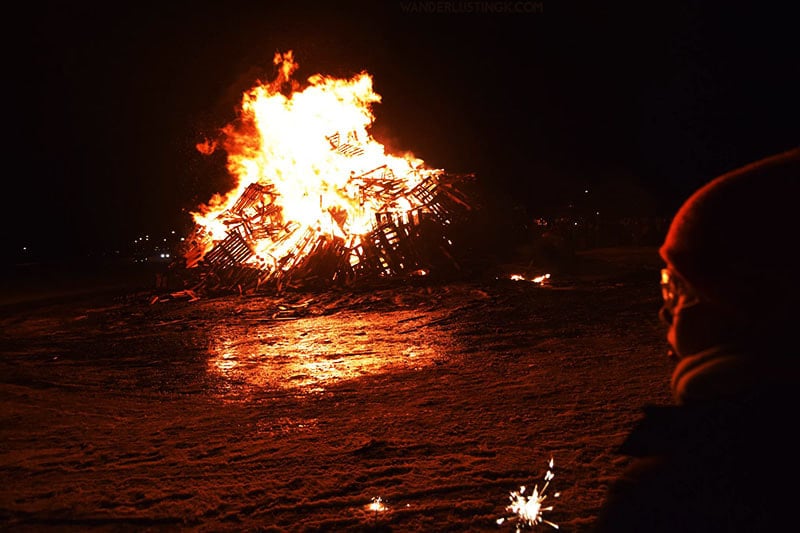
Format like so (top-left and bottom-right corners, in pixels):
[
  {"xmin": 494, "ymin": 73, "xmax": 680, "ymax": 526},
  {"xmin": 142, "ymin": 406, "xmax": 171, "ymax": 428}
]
[
  {"xmin": 188, "ymin": 50, "xmax": 442, "ymax": 272},
  {"xmin": 195, "ymin": 138, "xmax": 217, "ymax": 155}
]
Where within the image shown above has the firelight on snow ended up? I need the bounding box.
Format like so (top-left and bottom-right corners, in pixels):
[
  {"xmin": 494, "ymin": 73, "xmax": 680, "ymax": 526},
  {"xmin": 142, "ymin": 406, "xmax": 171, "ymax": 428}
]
[
  {"xmin": 497, "ymin": 458, "xmax": 560, "ymax": 531},
  {"xmin": 206, "ymin": 312, "xmax": 446, "ymax": 396}
]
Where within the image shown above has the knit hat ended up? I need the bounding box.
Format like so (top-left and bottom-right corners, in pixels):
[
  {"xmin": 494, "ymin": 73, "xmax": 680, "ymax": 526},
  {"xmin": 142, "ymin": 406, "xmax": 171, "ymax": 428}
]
[{"xmin": 659, "ymin": 147, "xmax": 800, "ymax": 333}]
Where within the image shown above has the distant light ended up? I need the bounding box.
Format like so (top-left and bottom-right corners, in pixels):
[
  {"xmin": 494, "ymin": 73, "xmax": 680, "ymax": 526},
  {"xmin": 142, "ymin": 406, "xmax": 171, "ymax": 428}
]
[
  {"xmin": 171, "ymin": 230, "xmax": 176, "ymax": 234},
  {"xmin": 180, "ymin": 237, "xmax": 185, "ymax": 241},
  {"xmin": 22, "ymin": 246, "xmax": 27, "ymax": 251},
  {"xmin": 584, "ymin": 189, "xmax": 589, "ymax": 194}
]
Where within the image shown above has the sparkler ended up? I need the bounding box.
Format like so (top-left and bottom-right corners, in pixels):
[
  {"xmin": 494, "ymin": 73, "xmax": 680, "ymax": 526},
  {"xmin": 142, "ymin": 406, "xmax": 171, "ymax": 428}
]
[
  {"xmin": 497, "ymin": 458, "xmax": 560, "ymax": 531},
  {"xmin": 369, "ymin": 496, "xmax": 387, "ymax": 513},
  {"xmin": 367, "ymin": 496, "xmax": 388, "ymax": 525}
]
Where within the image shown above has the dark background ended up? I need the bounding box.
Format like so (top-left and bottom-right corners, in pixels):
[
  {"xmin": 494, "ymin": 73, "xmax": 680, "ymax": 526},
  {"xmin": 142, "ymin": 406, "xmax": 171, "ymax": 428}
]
[{"xmin": 7, "ymin": 0, "xmax": 799, "ymax": 261}]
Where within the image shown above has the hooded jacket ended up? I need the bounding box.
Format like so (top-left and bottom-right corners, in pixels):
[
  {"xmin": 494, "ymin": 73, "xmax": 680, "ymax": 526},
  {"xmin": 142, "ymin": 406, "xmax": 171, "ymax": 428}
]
[{"xmin": 592, "ymin": 346, "xmax": 800, "ymax": 532}]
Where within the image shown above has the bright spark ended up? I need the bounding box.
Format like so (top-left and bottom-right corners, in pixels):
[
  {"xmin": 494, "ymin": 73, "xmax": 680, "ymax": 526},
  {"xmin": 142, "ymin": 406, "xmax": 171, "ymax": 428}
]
[
  {"xmin": 498, "ymin": 458, "xmax": 559, "ymax": 531},
  {"xmin": 368, "ymin": 496, "xmax": 387, "ymax": 513}
]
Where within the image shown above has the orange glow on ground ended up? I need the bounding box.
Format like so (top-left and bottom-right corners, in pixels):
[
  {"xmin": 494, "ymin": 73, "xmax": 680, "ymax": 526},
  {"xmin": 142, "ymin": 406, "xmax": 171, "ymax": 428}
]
[{"xmin": 206, "ymin": 311, "xmax": 448, "ymax": 397}]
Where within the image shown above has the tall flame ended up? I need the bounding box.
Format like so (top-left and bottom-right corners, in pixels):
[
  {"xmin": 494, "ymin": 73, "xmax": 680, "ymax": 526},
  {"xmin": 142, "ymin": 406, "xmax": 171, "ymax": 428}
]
[{"xmin": 188, "ymin": 51, "xmax": 443, "ymax": 274}]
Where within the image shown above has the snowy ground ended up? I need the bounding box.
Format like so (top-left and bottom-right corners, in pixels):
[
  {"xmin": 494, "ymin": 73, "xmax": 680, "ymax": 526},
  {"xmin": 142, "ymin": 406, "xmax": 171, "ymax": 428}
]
[{"xmin": 1, "ymin": 247, "xmax": 674, "ymax": 532}]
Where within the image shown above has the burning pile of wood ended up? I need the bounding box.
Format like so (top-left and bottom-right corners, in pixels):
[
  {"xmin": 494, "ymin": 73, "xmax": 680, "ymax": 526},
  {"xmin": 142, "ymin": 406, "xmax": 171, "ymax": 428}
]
[
  {"xmin": 174, "ymin": 50, "xmax": 481, "ymax": 296},
  {"xmin": 180, "ymin": 170, "xmax": 475, "ymax": 295}
]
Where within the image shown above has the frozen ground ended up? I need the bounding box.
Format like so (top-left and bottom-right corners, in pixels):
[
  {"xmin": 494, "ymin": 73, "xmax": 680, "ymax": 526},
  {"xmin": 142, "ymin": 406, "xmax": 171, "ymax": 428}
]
[{"xmin": 0, "ymin": 247, "xmax": 673, "ymax": 532}]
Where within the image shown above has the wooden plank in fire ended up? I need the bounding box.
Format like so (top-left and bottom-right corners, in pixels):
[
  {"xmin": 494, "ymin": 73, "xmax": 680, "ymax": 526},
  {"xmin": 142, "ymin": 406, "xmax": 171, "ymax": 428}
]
[
  {"xmin": 361, "ymin": 179, "xmax": 405, "ymax": 198},
  {"xmin": 221, "ymin": 217, "xmax": 253, "ymax": 239},
  {"xmin": 326, "ymin": 131, "xmax": 365, "ymax": 157},
  {"xmin": 348, "ymin": 166, "xmax": 399, "ymax": 199},
  {"xmin": 222, "ymin": 214, "xmax": 248, "ymax": 228},
  {"xmin": 337, "ymin": 144, "xmax": 365, "ymax": 157},
  {"xmin": 408, "ymin": 176, "xmax": 463, "ymax": 222},
  {"xmin": 250, "ymin": 225, "xmax": 282, "ymax": 241},
  {"xmin": 245, "ymin": 204, "xmax": 283, "ymax": 239},
  {"xmin": 333, "ymin": 235, "xmax": 362, "ymax": 281},
  {"xmin": 349, "ymin": 239, "xmax": 387, "ymax": 278},
  {"xmin": 284, "ymin": 235, "xmax": 348, "ymax": 289},
  {"xmin": 204, "ymin": 230, "xmax": 254, "ymax": 269},
  {"xmin": 376, "ymin": 208, "xmax": 423, "ymax": 230},
  {"xmin": 235, "ymin": 218, "xmax": 275, "ymax": 244},
  {"xmin": 268, "ymin": 222, "xmax": 302, "ymax": 254},
  {"xmin": 362, "ymin": 180, "xmax": 407, "ymax": 205},
  {"xmin": 368, "ymin": 221, "xmax": 418, "ymax": 276},
  {"xmin": 273, "ymin": 227, "xmax": 317, "ymax": 275},
  {"xmin": 326, "ymin": 132, "xmax": 341, "ymax": 149},
  {"xmin": 409, "ymin": 189, "xmax": 445, "ymax": 221},
  {"xmin": 374, "ymin": 176, "xmax": 398, "ymax": 188},
  {"xmin": 254, "ymin": 202, "xmax": 282, "ymax": 220},
  {"xmin": 220, "ymin": 208, "xmax": 274, "ymax": 239},
  {"xmin": 231, "ymin": 183, "xmax": 272, "ymax": 214},
  {"xmin": 353, "ymin": 165, "xmax": 395, "ymax": 182},
  {"xmin": 408, "ymin": 176, "xmax": 438, "ymax": 205}
]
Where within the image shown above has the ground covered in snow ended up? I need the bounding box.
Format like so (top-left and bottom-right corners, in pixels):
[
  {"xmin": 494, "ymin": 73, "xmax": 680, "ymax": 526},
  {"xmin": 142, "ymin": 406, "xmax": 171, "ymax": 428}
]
[{"xmin": 1, "ymin": 247, "xmax": 674, "ymax": 532}]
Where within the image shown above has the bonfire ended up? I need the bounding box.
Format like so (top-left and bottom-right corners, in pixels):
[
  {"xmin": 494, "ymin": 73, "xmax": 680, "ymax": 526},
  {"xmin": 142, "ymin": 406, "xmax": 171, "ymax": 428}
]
[{"xmin": 182, "ymin": 51, "xmax": 475, "ymax": 294}]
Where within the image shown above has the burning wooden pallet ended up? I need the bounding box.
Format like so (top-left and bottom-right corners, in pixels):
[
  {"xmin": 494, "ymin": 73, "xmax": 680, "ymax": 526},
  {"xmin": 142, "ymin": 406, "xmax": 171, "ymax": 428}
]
[
  {"xmin": 175, "ymin": 52, "xmax": 486, "ymax": 297},
  {"xmin": 182, "ymin": 172, "xmax": 475, "ymax": 295}
]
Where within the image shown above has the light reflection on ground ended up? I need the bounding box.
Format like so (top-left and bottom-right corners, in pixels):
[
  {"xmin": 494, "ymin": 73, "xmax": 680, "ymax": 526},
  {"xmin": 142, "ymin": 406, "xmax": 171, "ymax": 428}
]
[{"xmin": 207, "ymin": 311, "xmax": 445, "ymax": 396}]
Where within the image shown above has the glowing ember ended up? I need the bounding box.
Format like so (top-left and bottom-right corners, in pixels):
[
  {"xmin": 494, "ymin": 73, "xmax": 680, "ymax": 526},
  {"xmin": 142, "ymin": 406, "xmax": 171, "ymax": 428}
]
[
  {"xmin": 184, "ymin": 50, "xmax": 471, "ymax": 290},
  {"xmin": 509, "ymin": 273, "xmax": 551, "ymax": 284},
  {"xmin": 497, "ymin": 458, "xmax": 560, "ymax": 531},
  {"xmin": 531, "ymin": 274, "xmax": 551, "ymax": 284}
]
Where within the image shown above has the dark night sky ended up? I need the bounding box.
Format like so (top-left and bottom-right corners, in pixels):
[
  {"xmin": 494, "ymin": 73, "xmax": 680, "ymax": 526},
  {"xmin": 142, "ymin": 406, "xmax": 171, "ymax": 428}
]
[{"xmin": 7, "ymin": 0, "xmax": 799, "ymax": 260}]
